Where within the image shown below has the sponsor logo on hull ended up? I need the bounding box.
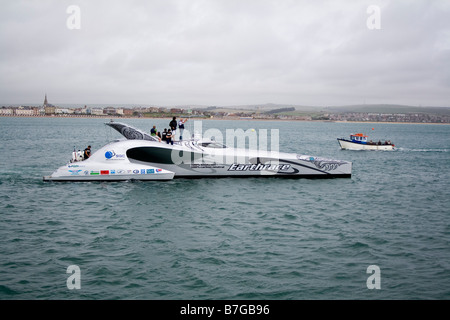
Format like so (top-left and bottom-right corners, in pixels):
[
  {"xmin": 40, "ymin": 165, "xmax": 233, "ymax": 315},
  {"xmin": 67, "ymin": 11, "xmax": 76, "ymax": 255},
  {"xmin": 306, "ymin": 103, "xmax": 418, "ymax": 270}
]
[{"xmin": 105, "ymin": 150, "xmax": 126, "ymax": 160}]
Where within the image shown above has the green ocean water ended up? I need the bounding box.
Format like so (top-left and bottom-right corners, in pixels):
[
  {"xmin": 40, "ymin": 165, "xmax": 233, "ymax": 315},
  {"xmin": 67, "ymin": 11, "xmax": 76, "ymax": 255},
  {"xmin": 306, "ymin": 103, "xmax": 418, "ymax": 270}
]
[{"xmin": 0, "ymin": 117, "xmax": 449, "ymax": 299}]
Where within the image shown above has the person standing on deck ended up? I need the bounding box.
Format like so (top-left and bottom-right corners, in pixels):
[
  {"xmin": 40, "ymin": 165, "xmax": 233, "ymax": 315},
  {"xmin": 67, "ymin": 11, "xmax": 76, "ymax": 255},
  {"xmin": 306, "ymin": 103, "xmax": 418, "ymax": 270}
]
[
  {"xmin": 169, "ymin": 117, "xmax": 177, "ymax": 139},
  {"xmin": 178, "ymin": 118, "xmax": 187, "ymax": 140}
]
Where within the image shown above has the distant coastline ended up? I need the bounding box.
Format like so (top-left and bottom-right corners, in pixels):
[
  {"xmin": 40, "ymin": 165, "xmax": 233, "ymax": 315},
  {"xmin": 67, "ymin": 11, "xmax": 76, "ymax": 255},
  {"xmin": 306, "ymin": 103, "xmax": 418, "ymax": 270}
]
[
  {"xmin": 3, "ymin": 100, "xmax": 449, "ymax": 123},
  {"xmin": 3, "ymin": 101, "xmax": 450, "ymax": 124},
  {"xmin": 1, "ymin": 114, "xmax": 448, "ymax": 125}
]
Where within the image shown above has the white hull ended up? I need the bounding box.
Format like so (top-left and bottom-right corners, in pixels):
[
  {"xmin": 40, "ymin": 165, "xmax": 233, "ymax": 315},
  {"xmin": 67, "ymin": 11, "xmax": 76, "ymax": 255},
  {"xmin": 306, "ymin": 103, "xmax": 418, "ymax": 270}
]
[
  {"xmin": 337, "ymin": 139, "xmax": 394, "ymax": 151},
  {"xmin": 44, "ymin": 122, "xmax": 352, "ymax": 181}
]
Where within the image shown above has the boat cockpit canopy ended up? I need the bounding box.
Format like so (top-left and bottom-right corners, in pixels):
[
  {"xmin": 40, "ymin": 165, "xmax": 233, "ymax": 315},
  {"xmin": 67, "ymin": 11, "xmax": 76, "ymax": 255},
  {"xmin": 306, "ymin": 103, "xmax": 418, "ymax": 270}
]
[{"xmin": 350, "ymin": 133, "xmax": 368, "ymax": 142}]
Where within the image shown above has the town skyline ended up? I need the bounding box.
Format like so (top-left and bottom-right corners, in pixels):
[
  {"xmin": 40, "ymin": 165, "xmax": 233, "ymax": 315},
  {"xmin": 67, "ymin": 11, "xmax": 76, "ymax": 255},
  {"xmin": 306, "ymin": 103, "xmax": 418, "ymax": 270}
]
[{"xmin": 2, "ymin": 93, "xmax": 449, "ymax": 123}]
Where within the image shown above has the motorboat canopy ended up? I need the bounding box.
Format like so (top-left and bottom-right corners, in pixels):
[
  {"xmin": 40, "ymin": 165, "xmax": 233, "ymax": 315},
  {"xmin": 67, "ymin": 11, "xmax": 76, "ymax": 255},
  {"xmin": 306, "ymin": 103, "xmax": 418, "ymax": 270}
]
[{"xmin": 350, "ymin": 133, "xmax": 368, "ymax": 144}]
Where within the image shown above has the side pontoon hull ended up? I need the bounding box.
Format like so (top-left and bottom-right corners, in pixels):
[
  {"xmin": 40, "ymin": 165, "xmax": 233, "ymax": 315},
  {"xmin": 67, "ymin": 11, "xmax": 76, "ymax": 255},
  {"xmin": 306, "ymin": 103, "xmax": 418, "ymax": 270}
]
[
  {"xmin": 43, "ymin": 161, "xmax": 175, "ymax": 182},
  {"xmin": 43, "ymin": 173, "xmax": 174, "ymax": 182}
]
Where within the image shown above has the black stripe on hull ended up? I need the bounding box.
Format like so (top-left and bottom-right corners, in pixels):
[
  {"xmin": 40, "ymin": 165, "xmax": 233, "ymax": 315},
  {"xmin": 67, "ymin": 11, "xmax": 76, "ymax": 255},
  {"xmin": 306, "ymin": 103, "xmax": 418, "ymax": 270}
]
[{"xmin": 172, "ymin": 174, "xmax": 351, "ymax": 179}]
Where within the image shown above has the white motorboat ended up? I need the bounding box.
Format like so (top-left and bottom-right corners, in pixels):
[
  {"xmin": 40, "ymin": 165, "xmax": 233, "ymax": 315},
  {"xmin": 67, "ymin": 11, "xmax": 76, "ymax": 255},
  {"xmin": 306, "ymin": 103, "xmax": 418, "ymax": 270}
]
[
  {"xmin": 337, "ymin": 133, "xmax": 395, "ymax": 151},
  {"xmin": 43, "ymin": 121, "xmax": 352, "ymax": 181}
]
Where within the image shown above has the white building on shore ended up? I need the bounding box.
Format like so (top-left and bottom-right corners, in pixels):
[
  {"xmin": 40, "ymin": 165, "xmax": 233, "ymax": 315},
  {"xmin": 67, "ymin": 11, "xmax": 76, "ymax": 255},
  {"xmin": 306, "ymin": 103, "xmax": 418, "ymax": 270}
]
[
  {"xmin": 90, "ymin": 108, "xmax": 104, "ymax": 116},
  {"xmin": 0, "ymin": 107, "xmax": 14, "ymax": 115},
  {"xmin": 15, "ymin": 106, "xmax": 37, "ymax": 116}
]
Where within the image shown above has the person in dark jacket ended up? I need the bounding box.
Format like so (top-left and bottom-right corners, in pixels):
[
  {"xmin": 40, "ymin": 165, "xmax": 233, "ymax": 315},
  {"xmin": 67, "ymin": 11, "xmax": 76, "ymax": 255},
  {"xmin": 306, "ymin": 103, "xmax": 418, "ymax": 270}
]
[
  {"xmin": 169, "ymin": 117, "xmax": 177, "ymax": 138},
  {"xmin": 166, "ymin": 129, "xmax": 173, "ymax": 145},
  {"xmin": 84, "ymin": 145, "xmax": 91, "ymax": 159}
]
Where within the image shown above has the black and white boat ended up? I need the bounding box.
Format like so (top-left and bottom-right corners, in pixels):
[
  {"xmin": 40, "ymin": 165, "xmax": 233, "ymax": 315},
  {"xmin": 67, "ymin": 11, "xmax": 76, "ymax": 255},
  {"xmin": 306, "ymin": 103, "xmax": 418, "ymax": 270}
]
[{"xmin": 43, "ymin": 121, "xmax": 352, "ymax": 181}]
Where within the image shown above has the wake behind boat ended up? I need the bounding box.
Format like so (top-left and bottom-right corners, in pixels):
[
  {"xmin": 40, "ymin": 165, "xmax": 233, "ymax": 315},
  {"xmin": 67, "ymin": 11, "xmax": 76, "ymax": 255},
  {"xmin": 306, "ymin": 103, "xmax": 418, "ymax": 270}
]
[
  {"xmin": 43, "ymin": 121, "xmax": 352, "ymax": 181},
  {"xmin": 337, "ymin": 133, "xmax": 395, "ymax": 151}
]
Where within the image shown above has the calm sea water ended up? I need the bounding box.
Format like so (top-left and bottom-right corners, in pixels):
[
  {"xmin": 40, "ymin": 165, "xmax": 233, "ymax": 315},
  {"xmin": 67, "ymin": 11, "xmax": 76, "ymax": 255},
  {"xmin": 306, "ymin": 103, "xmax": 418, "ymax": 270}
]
[{"xmin": 0, "ymin": 117, "xmax": 449, "ymax": 300}]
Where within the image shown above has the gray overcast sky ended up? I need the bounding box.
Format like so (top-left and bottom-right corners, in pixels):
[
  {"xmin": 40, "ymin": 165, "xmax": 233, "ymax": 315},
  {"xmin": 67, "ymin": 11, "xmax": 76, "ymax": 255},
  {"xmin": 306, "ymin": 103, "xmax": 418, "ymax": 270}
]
[{"xmin": 0, "ymin": 0, "xmax": 449, "ymax": 107}]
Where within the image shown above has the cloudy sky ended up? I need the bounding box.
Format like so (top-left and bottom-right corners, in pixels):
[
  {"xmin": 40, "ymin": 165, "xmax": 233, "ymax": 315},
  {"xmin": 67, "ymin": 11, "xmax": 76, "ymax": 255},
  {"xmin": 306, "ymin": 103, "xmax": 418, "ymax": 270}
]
[{"xmin": 0, "ymin": 0, "xmax": 449, "ymax": 107}]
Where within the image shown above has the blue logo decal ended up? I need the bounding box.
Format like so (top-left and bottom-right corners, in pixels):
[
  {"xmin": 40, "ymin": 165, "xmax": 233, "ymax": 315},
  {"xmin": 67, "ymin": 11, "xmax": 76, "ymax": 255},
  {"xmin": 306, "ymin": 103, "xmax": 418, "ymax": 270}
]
[{"xmin": 105, "ymin": 151, "xmax": 115, "ymax": 159}]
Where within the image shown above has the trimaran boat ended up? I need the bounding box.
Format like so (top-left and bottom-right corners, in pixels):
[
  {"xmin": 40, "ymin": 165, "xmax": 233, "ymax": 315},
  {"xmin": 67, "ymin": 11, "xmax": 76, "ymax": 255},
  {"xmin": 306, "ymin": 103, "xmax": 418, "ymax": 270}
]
[{"xmin": 43, "ymin": 121, "xmax": 352, "ymax": 181}]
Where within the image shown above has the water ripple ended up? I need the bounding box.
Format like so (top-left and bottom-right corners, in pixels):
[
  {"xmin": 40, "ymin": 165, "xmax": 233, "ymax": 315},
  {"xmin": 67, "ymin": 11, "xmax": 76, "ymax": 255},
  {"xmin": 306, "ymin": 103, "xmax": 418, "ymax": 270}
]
[{"xmin": 0, "ymin": 118, "xmax": 449, "ymax": 299}]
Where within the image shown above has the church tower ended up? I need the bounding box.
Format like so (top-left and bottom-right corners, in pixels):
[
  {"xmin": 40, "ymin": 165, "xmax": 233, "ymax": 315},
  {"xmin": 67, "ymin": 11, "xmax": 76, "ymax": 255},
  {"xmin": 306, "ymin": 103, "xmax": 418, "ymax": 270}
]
[{"xmin": 43, "ymin": 94, "xmax": 48, "ymax": 107}]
